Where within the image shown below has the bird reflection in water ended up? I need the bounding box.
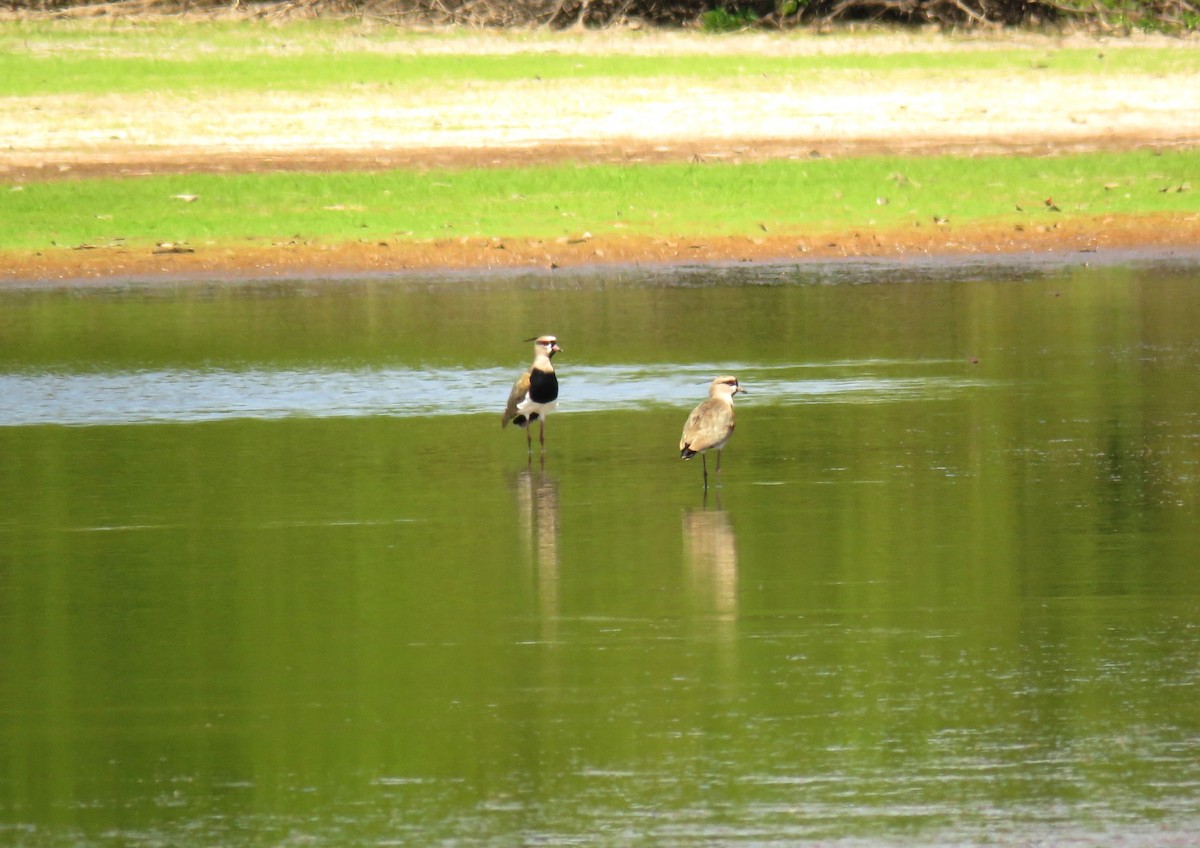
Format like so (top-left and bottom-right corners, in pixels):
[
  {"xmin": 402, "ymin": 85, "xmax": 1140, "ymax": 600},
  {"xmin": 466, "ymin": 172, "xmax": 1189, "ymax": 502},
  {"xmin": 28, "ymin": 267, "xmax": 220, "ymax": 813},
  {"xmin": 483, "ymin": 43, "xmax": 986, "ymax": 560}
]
[
  {"xmin": 683, "ymin": 499, "xmax": 740, "ymax": 694},
  {"xmin": 514, "ymin": 466, "xmax": 560, "ymax": 639}
]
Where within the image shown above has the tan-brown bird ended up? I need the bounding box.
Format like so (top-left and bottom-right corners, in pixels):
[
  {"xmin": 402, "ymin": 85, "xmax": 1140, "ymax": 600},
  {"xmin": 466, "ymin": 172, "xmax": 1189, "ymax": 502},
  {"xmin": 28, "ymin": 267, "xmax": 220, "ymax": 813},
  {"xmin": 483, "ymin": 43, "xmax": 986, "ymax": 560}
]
[
  {"xmin": 679, "ymin": 375, "xmax": 745, "ymax": 488},
  {"xmin": 502, "ymin": 335, "xmax": 561, "ymax": 451}
]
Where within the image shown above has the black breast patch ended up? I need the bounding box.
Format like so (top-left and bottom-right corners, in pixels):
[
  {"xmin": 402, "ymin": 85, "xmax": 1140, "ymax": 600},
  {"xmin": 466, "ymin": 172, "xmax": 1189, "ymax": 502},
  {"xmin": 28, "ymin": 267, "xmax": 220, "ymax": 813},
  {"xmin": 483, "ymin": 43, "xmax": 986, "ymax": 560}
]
[{"xmin": 528, "ymin": 369, "xmax": 558, "ymax": 404}]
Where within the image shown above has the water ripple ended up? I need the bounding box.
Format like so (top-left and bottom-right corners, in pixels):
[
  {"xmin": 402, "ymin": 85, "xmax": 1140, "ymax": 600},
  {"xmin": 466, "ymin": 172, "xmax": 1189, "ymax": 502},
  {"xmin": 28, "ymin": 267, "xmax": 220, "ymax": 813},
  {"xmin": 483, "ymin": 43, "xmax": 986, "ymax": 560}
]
[{"xmin": 0, "ymin": 362, "xmax": 982, "ymax": 427}]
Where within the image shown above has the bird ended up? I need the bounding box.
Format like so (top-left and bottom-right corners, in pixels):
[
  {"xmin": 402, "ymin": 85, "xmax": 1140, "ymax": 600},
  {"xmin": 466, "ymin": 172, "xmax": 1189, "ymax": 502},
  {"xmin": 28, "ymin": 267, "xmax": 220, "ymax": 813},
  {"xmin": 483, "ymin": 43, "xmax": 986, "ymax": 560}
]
[
  {"xmin": 502, "ymin": 335, "xmax": 562, "ymax": 452},
  {"xmin": 679, "ymin": 376, "xmax": 745, "ymax": 488}
]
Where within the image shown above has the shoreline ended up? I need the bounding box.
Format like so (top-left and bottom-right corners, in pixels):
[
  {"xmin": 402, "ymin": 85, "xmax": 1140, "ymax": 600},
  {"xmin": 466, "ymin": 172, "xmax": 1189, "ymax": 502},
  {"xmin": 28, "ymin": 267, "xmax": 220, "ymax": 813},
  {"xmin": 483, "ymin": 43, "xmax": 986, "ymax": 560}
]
[{"xmin": 5, "ymin": 213, "xmax": 1199, "ymax": 286}]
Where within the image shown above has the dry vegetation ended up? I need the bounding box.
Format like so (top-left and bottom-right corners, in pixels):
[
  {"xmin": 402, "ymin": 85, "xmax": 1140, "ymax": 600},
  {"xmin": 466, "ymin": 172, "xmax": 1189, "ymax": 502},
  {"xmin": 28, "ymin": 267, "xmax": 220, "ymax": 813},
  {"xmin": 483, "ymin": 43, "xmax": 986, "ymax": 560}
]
[{"xmin": 7, "ymin": 0, "xmax": 1199, "ymax": 31}]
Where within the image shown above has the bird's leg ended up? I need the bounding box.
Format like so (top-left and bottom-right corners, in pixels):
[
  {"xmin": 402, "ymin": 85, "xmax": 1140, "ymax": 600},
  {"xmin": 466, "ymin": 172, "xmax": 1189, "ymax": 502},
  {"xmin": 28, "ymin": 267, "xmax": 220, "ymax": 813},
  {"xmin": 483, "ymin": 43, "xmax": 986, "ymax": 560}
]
[
  {"xmin": 526, "ymin": 426, "xmax": 533, "ymax": 452},
  {"xmin": 716, "ymin": 449, "xmax": 722, "ymax": 484},
  {"xmin": 539, "ymin": 418, "xmax": 546, "ymax": 450},
  {"xmin": 701, "ymin": 453, "xmax": 709, "ymax": 488}
]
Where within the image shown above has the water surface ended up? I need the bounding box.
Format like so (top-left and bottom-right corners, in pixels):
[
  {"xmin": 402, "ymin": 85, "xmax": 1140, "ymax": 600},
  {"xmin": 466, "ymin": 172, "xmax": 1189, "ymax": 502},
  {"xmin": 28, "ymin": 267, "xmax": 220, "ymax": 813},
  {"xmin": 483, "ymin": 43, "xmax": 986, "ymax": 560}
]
[{"xmin": 2, "ymin": 256, "xmax": 1198, "ymax": 846}]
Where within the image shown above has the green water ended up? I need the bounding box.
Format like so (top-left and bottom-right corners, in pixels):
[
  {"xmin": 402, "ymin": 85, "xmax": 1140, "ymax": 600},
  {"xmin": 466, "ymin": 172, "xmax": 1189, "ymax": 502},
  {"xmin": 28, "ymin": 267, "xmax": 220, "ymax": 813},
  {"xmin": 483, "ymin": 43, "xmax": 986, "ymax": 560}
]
[{"xmin": 1, "ymin": 258, "xmax": 1199, "ymax": 846}]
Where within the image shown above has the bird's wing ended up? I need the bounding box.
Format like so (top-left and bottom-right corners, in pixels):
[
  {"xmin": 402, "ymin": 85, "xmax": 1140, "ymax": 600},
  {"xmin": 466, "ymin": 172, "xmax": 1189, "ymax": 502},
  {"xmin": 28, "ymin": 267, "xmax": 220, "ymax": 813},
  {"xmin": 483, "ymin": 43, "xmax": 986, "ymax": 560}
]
[
  {"xmin": 502, "ymin": 368, "xmax": 532, "ymax": 427},
  {"xmin": 680, "ymin": 399, "xmax": 732, "ymax": 452},
  {"xmin": 679, "ymin": 400, "xmax": 712, "ymax": 451}
]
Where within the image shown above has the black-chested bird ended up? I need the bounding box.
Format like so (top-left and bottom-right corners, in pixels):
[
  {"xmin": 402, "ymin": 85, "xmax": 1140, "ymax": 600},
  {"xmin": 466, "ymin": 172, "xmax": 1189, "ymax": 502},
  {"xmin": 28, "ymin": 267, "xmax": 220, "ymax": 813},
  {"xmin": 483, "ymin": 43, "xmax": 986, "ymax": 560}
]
[
  {"xmin": 502, "ymin": 335, "xmax": 561, "ymax": 451},
  {"xmin": 679, "ymin": 375, "xmax": 745, "ymax": 488}
]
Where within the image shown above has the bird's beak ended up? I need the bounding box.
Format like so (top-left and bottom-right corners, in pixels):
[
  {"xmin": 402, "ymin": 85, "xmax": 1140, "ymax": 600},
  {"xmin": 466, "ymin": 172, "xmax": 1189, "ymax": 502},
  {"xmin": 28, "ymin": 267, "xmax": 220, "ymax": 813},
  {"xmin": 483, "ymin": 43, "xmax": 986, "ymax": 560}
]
[
  {"xmin": 552, "ymin": 344, "xmax": 562, "ymax": 354},
  {"xmin": 737, "ymin": 385, "xmax": 748, "ymax": 395}
]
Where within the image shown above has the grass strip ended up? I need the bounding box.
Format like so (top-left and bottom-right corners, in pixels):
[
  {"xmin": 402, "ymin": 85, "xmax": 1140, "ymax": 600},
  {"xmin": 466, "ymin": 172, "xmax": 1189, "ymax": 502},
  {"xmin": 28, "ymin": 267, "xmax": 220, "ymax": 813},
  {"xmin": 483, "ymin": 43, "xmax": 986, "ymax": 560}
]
[
  {"xmin": 4, "ymin": 150, "xmax": 1197, "ymax": 254},
  {"xmin": 5, "ymin": 49, "xmax": 1197, "ymax": 97},
  {"xmin": 4, "ymin": 21, "xmax": 1199, "ymax": 96}
]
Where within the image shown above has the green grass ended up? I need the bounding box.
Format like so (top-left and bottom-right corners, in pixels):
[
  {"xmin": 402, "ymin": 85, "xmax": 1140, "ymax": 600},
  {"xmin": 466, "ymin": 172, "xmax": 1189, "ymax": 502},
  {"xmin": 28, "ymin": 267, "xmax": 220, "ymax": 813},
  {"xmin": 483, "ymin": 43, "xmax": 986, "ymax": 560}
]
[
  {"xmin": 4, "ymin": 151, "xmax": 1196, "ymax": 254},
  {"xmin": 3, "ymin": 20, "xmax": 1199, "ymax": 96},
  {"xmin": 4, "ymin": 20, "xmax": 1197, "ymax": 257}
]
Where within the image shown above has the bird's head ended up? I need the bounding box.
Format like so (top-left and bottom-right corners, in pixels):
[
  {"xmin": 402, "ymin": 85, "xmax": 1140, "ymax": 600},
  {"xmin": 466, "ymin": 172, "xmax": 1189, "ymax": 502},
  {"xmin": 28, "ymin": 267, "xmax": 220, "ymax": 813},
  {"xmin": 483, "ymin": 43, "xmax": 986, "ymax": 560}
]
[
  {"xmin": 711, "ymin": 375, "xmax": 744, "ymax": 398},
  {"xmin": 528, "ymin": 335, "xmax": 561, "ymax": 358}
]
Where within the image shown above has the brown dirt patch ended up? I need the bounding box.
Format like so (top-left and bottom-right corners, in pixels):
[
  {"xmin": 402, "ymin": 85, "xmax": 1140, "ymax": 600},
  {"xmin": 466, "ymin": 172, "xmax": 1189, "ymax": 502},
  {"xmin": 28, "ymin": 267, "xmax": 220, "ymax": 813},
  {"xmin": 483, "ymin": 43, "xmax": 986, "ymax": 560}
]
[
  {"xmin": 7, "ymin": 213, "xmax": 1199, "ymax": 286},
  {"xmin": 8, "ymin": 133, "xmax": 1199, "ymax": 187}
]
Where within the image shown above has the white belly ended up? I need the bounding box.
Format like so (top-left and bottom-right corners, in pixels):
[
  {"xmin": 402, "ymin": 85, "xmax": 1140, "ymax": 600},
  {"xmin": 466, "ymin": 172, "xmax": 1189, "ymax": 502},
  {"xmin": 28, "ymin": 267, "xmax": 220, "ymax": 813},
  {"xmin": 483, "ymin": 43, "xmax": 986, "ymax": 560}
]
[{"xmin": 519, "ymin": 398, "xmax": 557, "ymax": 418}]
